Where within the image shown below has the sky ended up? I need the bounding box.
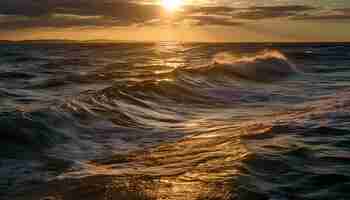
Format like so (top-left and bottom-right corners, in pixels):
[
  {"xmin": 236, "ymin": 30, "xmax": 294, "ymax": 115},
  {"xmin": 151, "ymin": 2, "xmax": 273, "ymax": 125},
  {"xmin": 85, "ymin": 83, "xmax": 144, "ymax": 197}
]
[{"xmin": 0, "ymin": 0, "xmax": 349, "ymax": 42}]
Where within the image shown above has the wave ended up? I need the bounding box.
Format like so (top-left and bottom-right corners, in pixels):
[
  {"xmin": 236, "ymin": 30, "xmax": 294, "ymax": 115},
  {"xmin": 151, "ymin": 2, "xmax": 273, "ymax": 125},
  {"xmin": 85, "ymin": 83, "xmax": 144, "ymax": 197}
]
[
  {"xmin": 208, "ymin": 50, "xmax": 298, "ymax": 81},
  {"xmin": 2, "ymin": 43, "xmax": 350, "ymax": 199},
  {"xmin": 60, "ymin": 50, "xmax": 299, "ymax": 121},
  {"xmin": 48, "ymin": 91, "xmax": 350, "ymax": 200},
  {"xmin": 15, "ymin": 50, "xmax": 299, "ymax": 92}
]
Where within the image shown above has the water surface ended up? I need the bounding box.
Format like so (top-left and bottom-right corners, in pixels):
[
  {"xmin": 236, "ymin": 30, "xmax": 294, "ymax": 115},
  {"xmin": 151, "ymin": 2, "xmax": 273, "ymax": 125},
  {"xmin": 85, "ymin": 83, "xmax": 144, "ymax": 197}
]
[{"xmin": 1, "ymin": 42, "xmax": 350, "ymax": 199}]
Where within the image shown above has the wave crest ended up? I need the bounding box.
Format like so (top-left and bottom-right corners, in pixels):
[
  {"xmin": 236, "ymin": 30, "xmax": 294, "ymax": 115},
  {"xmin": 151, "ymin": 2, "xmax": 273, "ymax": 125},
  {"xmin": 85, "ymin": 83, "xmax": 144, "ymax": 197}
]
[{"xmin": 211, "ymin": 50, "xmax": 297, "ymax": 81}]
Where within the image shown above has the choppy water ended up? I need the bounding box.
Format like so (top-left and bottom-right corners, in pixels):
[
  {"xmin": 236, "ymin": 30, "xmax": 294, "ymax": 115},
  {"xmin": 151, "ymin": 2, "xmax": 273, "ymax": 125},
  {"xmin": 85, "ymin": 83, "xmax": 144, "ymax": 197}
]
[{"xmin": 1, "ymin": 42, "xmax": 350, "ymax": 200}]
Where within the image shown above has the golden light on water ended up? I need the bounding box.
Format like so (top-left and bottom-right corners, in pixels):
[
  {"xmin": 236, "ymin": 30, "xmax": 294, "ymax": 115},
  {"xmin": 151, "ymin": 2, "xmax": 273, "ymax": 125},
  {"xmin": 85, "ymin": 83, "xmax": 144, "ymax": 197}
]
[{"xmin": 161, "ymin": 0, "xmax": 184, "ymax": 11}]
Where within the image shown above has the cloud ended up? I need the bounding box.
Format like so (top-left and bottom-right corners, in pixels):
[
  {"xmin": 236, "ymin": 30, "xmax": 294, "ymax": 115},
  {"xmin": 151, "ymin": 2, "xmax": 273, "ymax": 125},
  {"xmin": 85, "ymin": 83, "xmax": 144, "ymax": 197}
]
[
  {"xmin": 292, "ymin": 8, "xmax": 350, "ymax": 21},
  {"xmin": 333, "ymin": 8, "xmax": 350, "ymax": 13},
  {"xmin": 0, "ymin": 1, "xmax": 348, "ymax": 30},
  {"xmin": 139, "ymin": 15, "xmax": 243, "ymax": 27},
  {"xmin": 0, "ymin": 0, "xmax": 164, "ymax": 29},
  {"xmin": 0, "ymin": 14, "xmax": 121, "ymax": 29},
  {"xmin": 232, "ymin": 5, "xmax": 315, "ymax": 20},
  {"xmin": 0, "ymin": 0, "xmax": 159, "ymax": 17},
  {"xmin": 0, "ymin": 1, "xmax": 246, "ymax": 29},
  {"xmin": 188, "ymin": 16, "xmax": 243, "ymax": 26},
  {"xmin": 186, "ymin": 6, "xmax": 235, "ymax": 15}
]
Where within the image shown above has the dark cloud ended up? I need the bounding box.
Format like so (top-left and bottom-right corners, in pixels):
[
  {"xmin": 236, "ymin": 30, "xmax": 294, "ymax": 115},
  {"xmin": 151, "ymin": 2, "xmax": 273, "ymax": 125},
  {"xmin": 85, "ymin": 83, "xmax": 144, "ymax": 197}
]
[
  {"xmin": 0, "ymin": 0, "xmax": 161, "ymax": 18},
  {"xmin": 0, "ymin": 0, "xmax": 164, "ymax": 29},
  {"xmin": 0, "ymin": 0, "xmax": 51, "ymax": 17}
]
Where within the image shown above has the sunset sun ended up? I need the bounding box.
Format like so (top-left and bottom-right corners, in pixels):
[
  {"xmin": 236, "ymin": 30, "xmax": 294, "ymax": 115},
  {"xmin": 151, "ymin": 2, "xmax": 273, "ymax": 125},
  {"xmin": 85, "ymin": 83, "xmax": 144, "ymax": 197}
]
[{"xmin": 162, "ymin": 0, "xmax": 183, "ymax": 11}]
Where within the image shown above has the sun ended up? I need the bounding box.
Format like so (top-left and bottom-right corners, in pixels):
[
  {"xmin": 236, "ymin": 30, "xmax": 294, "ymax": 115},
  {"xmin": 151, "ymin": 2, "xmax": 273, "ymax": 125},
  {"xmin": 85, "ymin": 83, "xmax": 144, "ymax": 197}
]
[{"xmin": 162, "ymin": 0, "xmax": 183, "ymax": 11}]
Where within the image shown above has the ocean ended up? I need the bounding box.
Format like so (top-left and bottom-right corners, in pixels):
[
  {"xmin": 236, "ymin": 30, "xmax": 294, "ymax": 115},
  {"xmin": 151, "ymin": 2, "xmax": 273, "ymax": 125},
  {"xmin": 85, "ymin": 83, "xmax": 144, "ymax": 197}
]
[{"xmin": 1, "ymin": 42, "xmax": 350, "ymax": 200}]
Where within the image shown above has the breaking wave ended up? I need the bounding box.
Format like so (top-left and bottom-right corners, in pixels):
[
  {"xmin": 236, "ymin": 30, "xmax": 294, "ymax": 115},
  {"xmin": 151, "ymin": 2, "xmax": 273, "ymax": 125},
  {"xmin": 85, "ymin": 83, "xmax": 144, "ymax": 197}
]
[{"xmin": 208, "ymin": 50, "xmax": 298, "ymax": 81}]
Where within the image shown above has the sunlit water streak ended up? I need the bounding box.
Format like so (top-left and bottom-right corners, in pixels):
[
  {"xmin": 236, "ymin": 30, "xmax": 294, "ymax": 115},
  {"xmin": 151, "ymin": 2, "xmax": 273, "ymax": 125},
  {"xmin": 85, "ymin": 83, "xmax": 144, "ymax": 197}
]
[{"xmin": 1, "ymin": 42, "xmax": 350, "ymax": 199}]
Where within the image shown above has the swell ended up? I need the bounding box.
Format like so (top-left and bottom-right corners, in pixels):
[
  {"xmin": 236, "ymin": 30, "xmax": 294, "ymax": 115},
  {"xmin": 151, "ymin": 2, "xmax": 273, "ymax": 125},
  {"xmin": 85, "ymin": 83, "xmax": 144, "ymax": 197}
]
[
  {"xmin": 34, "ymin": 90, "xmax": 350, "ymax": 200},
  {"xmin": 23, "ymin": 50, "xmax": 297, "ymax": 91},
  {"xmin": 1, "ymin": 44, "xmax": 350, "ymax": 199},
  {"xmin": 59, "ymin": 51, "xmax": 298, "ymax": 111},
  {"xmin": 4, "ymin": 88, "xmax": 350, "ymax": 199},
  {"xmin": 0, "ymin": 47, "xmax": 335, "ymax": 153}
]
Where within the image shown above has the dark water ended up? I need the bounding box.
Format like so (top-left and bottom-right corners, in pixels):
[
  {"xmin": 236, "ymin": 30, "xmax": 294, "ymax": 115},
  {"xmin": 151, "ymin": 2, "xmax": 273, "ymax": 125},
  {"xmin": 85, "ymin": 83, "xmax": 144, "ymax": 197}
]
[{"xmin": 1, "ymin": 42, "xmax": 350, "ymax": 199}]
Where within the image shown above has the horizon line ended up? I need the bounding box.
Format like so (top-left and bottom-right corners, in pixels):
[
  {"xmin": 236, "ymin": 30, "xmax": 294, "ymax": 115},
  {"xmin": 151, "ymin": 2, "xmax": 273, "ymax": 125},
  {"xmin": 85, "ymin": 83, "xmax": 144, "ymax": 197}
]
[{"xmin": 1, "ymin": 39, "xmax": 350, "ymax": 44}]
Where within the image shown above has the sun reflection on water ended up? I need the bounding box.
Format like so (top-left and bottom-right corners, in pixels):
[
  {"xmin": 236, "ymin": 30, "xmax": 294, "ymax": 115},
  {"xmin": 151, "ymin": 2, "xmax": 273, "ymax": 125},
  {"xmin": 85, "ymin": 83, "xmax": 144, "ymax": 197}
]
[{"xmin": 48, "ymin": 119, "xmax": 265, "ymax": 200}]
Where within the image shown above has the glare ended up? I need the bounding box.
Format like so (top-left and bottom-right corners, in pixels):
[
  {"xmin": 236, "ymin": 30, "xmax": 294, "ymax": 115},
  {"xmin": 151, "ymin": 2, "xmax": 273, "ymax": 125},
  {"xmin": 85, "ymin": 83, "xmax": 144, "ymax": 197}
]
[{"xmin": 162, "ymin": 0, "xmax": 183, "ymax": 11}]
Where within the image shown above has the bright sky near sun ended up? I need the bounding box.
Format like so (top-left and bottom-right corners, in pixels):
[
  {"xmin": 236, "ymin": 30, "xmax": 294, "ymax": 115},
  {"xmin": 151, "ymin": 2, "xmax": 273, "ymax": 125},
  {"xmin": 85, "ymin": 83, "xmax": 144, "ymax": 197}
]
[
  {"xmin": 0, "ymin": 0, "xmax": 349, "ymax": 42},
  {"xmin": 162, "ymin": 0, "xmax": 184, "ymax": 11}
]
